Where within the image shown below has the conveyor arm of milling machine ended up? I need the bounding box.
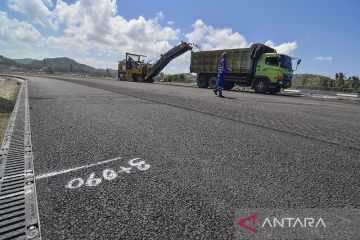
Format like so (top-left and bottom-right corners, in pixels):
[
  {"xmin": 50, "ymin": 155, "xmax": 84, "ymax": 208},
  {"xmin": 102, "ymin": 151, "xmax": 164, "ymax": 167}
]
[{"xmin": 144, "ymin": 42, "xmax": 193, "ymax": 82}]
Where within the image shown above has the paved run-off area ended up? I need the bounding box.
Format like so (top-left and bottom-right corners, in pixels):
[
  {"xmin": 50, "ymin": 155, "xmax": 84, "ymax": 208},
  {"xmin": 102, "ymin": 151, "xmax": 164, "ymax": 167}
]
[{"xmin": 20, "ymin": 75, "xmax": 360, "ymax": 239}]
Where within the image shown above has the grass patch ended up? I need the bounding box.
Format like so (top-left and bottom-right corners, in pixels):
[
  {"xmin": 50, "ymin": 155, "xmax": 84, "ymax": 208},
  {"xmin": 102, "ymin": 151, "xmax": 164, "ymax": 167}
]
[{"xmin": 0, "ymin": 78, "xmax": 20, "ymax": 142}]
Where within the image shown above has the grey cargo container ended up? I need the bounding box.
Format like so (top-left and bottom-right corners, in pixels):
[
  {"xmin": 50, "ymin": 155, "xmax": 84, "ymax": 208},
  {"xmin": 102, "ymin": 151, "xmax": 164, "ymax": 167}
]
[{"xmin": 190, "ymin": 47, "xmax": 253, "ymax": 75}]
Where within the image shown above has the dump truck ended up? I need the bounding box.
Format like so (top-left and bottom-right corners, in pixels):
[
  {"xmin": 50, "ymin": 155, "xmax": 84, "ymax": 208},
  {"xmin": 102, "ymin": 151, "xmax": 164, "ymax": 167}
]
[
  {"xmin": 190, "ymin": 43, "xmax": 301, "ymax": 94},
  {"xmin": 118, "ymin": 42, "xmax": 193, "ymax": 83}
]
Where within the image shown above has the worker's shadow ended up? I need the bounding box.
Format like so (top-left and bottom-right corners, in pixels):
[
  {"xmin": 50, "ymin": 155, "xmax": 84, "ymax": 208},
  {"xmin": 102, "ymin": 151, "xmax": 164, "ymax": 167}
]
[{"xmin": 220, "ymin": 96, "xmax": 236, "ymax": 100}]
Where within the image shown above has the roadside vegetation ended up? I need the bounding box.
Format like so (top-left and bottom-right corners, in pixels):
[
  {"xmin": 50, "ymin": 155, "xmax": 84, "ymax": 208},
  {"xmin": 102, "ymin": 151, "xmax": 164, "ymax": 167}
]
[
  {"xmin": 0, "ymin": 78, "xmax": 20, "ymax": 142},
  {"xmin": 155, "ymin": 73, "xmax": 196, "ymax": 84},
  {"xmin": 293, "ymin": 72, "xmax": 360, "ymax": 93}
]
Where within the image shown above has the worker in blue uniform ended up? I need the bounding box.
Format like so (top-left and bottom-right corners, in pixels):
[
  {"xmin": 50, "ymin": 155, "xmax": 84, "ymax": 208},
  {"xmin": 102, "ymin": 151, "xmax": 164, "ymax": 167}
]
[{"xmin": 214, "ymin": 52, "xmax": 230, "ymax": 98}]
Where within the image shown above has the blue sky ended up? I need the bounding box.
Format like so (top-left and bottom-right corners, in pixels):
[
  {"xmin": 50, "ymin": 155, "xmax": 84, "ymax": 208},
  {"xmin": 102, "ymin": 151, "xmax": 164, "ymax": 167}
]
[{"xmin": 0, "ymin": 0, "xmax": 359, "ymax": 78}]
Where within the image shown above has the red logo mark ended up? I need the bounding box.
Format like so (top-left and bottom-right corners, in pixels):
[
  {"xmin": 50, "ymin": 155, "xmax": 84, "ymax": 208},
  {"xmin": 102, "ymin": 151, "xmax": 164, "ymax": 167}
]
[{"xmin": 237, "ymin": 213, "xmax": 258, "ymax": 234}]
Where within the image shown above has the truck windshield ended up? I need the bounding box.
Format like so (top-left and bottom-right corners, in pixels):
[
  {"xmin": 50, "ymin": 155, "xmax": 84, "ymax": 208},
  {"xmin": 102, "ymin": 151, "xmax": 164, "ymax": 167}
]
[{"xmin": 280, "ymin": 55, "xmax": 292, "ymax": 70}]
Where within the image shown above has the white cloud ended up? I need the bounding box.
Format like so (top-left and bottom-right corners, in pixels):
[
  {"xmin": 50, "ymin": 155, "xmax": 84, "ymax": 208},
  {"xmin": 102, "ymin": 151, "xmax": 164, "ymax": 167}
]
[
  {"xmin": 187, "ymin": 20, "xmax": 298, "ymax": 55},
  {"xmin": 314, "ymin": 56, "xmax": 333, "ymax": 61},
  {"xmin": 186, "ymin": 19, "xmax": 249, "ymax": 50},
  {"xmin": 47, "ymin": 0, "xmax": 180, "ymax": 58},
  {"xmin": 1, "ymin": 4, "xmax": 300, "ymax": 72},
  {"xmin": 8, "ymin": 0, "xmax": 55, "ymax": 29},
  {"xmin": 6, "ymin": 0, "xmax": 180, "ymax": 61},
  {"xmin": 1, "ymin": 0, "xmax": 184, "ymax": 69},
  {"xmin": 0, "ymin": 11, "xmax": 42, "ymax": 44},
  {"xmin": 265, "ymin": 40, "xmax": 297, "ymax": 56},
  {"xmin": 155, "ymin": 11, "xmax": 165, "ymax": 22}
]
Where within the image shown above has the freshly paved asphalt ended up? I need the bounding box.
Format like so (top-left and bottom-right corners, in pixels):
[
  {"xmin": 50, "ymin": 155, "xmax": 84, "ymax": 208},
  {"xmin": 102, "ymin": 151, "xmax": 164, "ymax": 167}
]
[{"xmin": 24, "ymin": 75, "xmax": 359, "ymax": 239}]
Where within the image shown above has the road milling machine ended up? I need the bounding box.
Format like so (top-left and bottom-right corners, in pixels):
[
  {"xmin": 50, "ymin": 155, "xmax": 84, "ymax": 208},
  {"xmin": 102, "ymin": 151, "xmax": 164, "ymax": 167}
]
[{"xmin": 117, "ymin": 41, "xmax": 193, "ymax": 83}]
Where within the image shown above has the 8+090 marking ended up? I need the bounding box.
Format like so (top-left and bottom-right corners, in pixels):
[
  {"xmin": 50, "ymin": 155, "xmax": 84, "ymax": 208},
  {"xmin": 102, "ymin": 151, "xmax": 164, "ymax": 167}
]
[{"xmin": 66, "ymin": 158, "xmax": 150, "ymax": 189}]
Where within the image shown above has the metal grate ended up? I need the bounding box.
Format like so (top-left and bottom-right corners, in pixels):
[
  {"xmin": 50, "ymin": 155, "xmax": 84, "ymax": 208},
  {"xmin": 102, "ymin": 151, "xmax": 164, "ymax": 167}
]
[{"xmin": 0, "ymin": 80, "xmax": 40, "ymax": 240}]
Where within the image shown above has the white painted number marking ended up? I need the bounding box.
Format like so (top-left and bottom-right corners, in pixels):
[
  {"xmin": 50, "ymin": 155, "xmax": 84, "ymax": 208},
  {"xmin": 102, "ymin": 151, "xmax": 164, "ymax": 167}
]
[
  {"xmin": 85, "ymin": 172, "xmax": 102, "ymax": 187},
  {"xmin": 118, "ymin": 166, "xmax": 131, "ymax": 174},
  {"xmin": 128, "ymin": 158, "xmax": 150, "ymax": 171},
  {"xmin": 67, "ymin": 178, "xmax": 84, "ymax": 189},
  {"xmin": 103, "ymin": 169, "xmax": 117, "ymax": 180},
  {"xmin": 66, "ymin": 158, "xmax": 150, "ymax": 189}
]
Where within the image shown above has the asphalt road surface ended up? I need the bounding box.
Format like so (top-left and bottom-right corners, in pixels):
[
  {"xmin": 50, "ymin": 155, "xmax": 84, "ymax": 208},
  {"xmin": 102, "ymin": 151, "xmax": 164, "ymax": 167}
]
[{"xmin": 24, "ymin": 75, "xmax": 359, "ymax": 239}]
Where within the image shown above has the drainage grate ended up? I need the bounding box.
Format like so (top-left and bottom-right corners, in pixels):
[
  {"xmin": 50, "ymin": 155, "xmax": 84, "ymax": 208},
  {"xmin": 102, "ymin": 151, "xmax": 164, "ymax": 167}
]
[{"xmin": 0, "ymin": 80, "xmax": 40, "ymax": 240}]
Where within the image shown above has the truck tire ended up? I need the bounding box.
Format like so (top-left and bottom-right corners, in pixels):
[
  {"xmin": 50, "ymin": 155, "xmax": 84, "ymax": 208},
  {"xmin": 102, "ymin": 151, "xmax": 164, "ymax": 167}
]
[
  {"xmin": 132, "ymin": 75, "xmax": 139, "ymax": 82},
  {"xmin": 223, "ymin": 82, "xmax": 235, "ymax": 90},
  {"xmin": 197, "ymin": 76, "xmax": 209, "ymax": 88},
  {"xmin": 253, "ymin": 78, "xmax": 269, "ymax": 94},
  {"xmin": 208, "ymin": 76, "xmax": 218, "ymax": 89}
]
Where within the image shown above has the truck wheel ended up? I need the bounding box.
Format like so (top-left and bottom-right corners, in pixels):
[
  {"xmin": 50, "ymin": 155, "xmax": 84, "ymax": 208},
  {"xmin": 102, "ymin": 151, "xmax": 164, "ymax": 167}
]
[
  {"xmin": 208, "ymin": 76, "xmax": 218, "ymax": 89},
  {"xmin": 268, "ymin": 87, "xmax": 281, "ymax": 94},
  {"xmin": 197, "ymin": 76, "xmax": 209, "ymax": 88},
  {"xmin": 132, "ymin": 75, "xmax": 139, "ymax": 82},
  {"xmin": 254, "ymin": 78, "xmax": 269, "ymax": 94},
  {"xmin": 224, "ymin": 82, "xmax": 235, "ymax": 90}
]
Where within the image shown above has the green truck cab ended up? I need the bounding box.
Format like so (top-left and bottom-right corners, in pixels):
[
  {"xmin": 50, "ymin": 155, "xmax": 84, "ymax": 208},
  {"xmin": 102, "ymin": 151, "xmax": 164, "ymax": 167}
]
[{"xmin": 190, "ymin": 43, "xmax": 301, "ymax": 94}]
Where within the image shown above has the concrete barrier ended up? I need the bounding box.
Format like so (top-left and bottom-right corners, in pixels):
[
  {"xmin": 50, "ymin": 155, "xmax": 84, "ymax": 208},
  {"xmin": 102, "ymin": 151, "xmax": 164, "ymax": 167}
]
[
  {"xmin": 336, "ymin": 93, "xmax": 359, "ymax": 98},
  {"xmin": 284, "ymin": 89, "xmax": 301, "ymax": 93}
]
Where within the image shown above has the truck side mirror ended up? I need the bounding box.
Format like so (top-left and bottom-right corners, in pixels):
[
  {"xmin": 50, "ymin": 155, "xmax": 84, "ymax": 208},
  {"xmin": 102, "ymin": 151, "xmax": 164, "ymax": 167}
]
[{"xmin": 293, "ymin": 59, "xmax": 301, "ymax": 71}]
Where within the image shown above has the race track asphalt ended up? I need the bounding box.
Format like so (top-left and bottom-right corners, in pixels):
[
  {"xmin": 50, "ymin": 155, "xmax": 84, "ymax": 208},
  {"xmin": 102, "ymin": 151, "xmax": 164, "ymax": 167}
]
[{"xmin": 24, "ymin": 75, "xmax": 359, "ymax": 239}]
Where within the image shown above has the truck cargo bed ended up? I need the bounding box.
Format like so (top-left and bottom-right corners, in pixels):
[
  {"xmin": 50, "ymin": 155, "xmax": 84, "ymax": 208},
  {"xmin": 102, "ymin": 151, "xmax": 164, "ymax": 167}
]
[{"xmin": 190, "ymin": 48, "xmax": 253, "ymax": 74}]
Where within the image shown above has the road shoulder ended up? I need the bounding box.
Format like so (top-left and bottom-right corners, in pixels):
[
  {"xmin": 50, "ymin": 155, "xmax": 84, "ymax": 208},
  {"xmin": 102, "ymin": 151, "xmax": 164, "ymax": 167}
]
[{"xmin": 0, "ymin": 76, "xmax": 21, "ymax": 142}]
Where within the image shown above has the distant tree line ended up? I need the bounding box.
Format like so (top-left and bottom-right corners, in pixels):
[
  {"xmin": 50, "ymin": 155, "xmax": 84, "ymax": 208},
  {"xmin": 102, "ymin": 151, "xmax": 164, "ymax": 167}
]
[
  {"xmin": 318, "ymin": 72, "xmax": 359, "ymax": 90},
  {"xmin": 157, "ymin": 73, "xmax": 193, "ymax": 84},
  {"xmin": 164, "ymin": 74, "xmax": 185, "ymax": 82}
]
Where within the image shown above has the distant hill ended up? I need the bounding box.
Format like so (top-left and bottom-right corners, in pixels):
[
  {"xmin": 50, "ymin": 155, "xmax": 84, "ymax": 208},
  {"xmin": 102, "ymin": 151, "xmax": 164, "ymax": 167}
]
[
  {"xmin": 0, "ymin": 54, "xmax": 116, "ymax": 76},
  {"xmin": 27, "ymin": 57, "xmax": 98, "ymax": 73},
  {"xmin": 13, "ymin": 58, "xmax": 36, "ymax": 65},
  {"xmin": 0, "ymin": 55, "xmax": 22, "ymax": 67}
]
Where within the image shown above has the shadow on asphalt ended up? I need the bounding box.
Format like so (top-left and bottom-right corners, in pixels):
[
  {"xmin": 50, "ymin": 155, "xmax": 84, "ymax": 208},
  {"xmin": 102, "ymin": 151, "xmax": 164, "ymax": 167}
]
[
  {"xmin": 229, "ymin": 89, "xmax": 303, "ymax": 98},
  {"xmin": 219, "ymin": 96, "xmax": 236, "ymax": 100}
]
